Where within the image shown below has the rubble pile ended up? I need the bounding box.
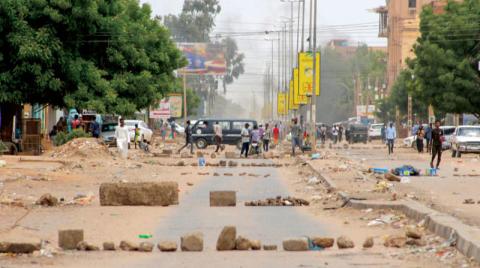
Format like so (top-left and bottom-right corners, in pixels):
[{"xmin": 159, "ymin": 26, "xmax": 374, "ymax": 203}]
[
  {"xmin": 50, "ymin": 138, "xmax": 111, "ymax": 159},
  {"xmin": 244, "ymin": 196, "xmax": 309, "ymax": 207}
]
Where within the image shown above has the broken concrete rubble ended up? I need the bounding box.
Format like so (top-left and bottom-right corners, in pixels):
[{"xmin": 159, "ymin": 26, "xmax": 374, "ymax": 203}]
[
  {"xmin": 181, "ymin": 232, "xmax": 203, "ymax": 252},
  {"xmin": 244, "ymin": 196, "xmax": 309, "ymax": 207},
  {"xmin": 138, "ymin": 242, "xmax": 154, "ymax": 252},
  {"xmin": 235, "ymin": 236, "xmax": 251, "ymax": 250},
  {"xmin": 119, "ymin": 240, "xmax": 139, "ymax": 251},
  {"xmin": 216, "ymin": 226, "xmax": 236, "ymax": 251},
  {"xmin": 363, "ymin": 237, "xmax": 374, "ymax": 248},
  {"xmin": 282, "ymin": 238, "xmax": 309, "ymax": 251},
  {"xmin": 0, "ymin": 242, "xmax": 41, "ymax": 254},
  {"xmin": 384, "ymin": 235, "xmax": 407, "ymax": 248},
  {"xmin": 103, "ymin": 242, "xmax": 115, "ymax": 251},
  {"xmin": 36, "ymin": 193, "xmax": 58, "ymax": 206},
  {"xmin": 311, "ymin": 237, "xmax": 334, "ymax": 248},
  {"xmin": 76, "ymin": 241, "xmax": 99, "ymax": 251},
  {"xmin": 158, "ymin": 241, "xmax": 177, "ymax": 252},
  {"xmin": 337, "ymin": 236, "xmax": 355, "ymax": 249}
]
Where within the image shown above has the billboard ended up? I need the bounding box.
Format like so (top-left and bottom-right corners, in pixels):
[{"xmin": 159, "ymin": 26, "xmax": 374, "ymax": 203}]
[
  {"xmin": 150, "ymin": 94, "xmax": 183, "ymax": 119},
  {"xmin": 298, "ymin": 52, "xmax": 321, "ymax": 96},
  {"xmin": 356, "ymin": 105, "xmax": 375, "ymax": 119},
  {"xmin": 150, "ymin": 99, "xmax": 170, "ymax": 119},
  {"xmin": 178, "ymin": 43, "xmax": 227, "ymax": 75},
  {"xmin": 293, "ymin": 68, "xmax": 308, "ymax": 105},
  {"xmin": 277, "ymin": 93, "xmax": 287, "ymax": 115},
  {"xmin": 168, "ymin": 94, "xmax": 183, "ymax": 118},
  {"xmin": 289, "ymin": 80, "xmax": 299, "ymax": 110}
]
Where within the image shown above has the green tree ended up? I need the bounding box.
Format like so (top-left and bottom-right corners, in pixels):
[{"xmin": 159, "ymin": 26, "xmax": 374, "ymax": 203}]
[
  {"xmin": 0, "ymin": 0, "xmax": 186, "ymax": 116},
  {"xmin": 413, "ymin": 0, "xmax": 480, "ymax": 118}
]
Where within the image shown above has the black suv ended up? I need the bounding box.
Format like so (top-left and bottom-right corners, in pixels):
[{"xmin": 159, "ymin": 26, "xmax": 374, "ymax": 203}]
[{"xmin": 191, "ymin": 119, "xmax": 258, "ymax": 149}]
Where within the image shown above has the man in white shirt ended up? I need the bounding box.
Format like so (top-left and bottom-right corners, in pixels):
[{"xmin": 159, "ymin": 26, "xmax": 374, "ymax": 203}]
[
  {"xmin": 213, "ymin": 121, "xmax": 224, "ymax": 153},
  {"xmin": 115, "ymin": 118, "xmax": 130, "ymax": 159},
  {"xmin": 240, "ymin": 123, "xmax": 250, "ymax": 158},
  {"xmin": 386, "ymin": 122, "xmax": 397, "ymax": 155}
]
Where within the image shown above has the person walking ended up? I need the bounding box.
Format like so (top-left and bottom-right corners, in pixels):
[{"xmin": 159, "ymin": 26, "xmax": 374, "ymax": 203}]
[
  {"xmin": 91, "ymin": 120, "xmax": 100, "ymax": 139},
  {"xmin": 291, "ymin": 118, "xmax": 303, "ymax": 156},
  {"xmin": 250, "ymin": 125, "xmax": 261, "ymax": 156},
  {"xmin": 320, "ymin": 124, "xmax": 327, "ymax": 144},
  {"xmin": 133, "ymin": 124, "xmax": 140, "ymax": 149},
  {"xmin": 177, "ymin": 120, "xmax": 194, "ymax": 154},
  {"xmin": 170, "ymin": 120, "xmax": 176, "ymax": 139},
  {"xmin": 332, "ymin": 125, "xmax": 338, "ymax": 144},
  {"xmin": 381, "ymin": 124, "xmax": 386, "ymax": 143},
  {"xmin": 425, "ymin": 123, "xmax": 433, "ymax": 153},
  {"xmin": 240, "ymin": 123, "xmax": 250, "ymax": 158},
  {"xmin": 213, "ymin": 121, "xmax": 224, "ymax": 153},
  {"xmin": 161, "ymin": 122, "xmax": 168, "ymax": 142},
  {"xmin": 338, "ymin": 125, "xmax": 344, "ymax": 143},
  {"xmin": 273, "ymin": 124, "xmax": 280, "ymax": 146},
  {"xmin": 115, "ymin": 118, "xmax": 130, "ymax": 159},
  {"xmin": 416, "ymin": 125, "xmax": 425, "ymax": 153},
  {"xmin": 263, "ymin": 123, "xmax": 271, "ymax": 152},
  {"xmin": 386, "ymin": 122, "xmax": 396, "ymax": 155},
  {"xmin": 430, "ymin": 120, "xmax": 444, "ymax": 169}
]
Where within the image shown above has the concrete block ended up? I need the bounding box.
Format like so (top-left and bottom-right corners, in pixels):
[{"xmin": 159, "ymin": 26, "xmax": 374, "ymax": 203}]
[
  {"xmin": 210, "ymin": 191, "xmax": 236, "ymax": 207},
  {"xmin": 99, "ymin": 182, "xmax": 178, "ymax": 206},
  {"xmin": 58, "ymin": 229, "xmax": 84, "ymax": 250}
]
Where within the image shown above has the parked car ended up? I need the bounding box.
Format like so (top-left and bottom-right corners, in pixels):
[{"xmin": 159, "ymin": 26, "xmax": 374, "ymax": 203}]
[
  {"xmin": 403, "ymin": 126, "xmax": 456, "ymax": 150},
  {"xmin": 368, "ymin": 123, "xmax": 384, "ymax": 141},
  {"xmin": 174, "ymin": 122, "xmax": 185, "ymax": 134},
  {"xmin": 345, "ymin": 123, "xmax": 368, "ymax": 144},
  {"xmin": 451, "ymin": 126, "xmax": 480, "ymax": 158},
  {"xmin": 100, "ymin": 123, "xmax": 118, "ymax": 147},
  {"xmin": 124, "ymin": 120, "xmax": 153, "ymax": 143},
  {"xmin": 191, "ymin": 119, "xmax": 257, "ymax": 149}
]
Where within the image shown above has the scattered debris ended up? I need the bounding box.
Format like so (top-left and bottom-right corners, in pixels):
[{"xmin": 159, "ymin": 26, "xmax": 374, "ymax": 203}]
[
  {"xmin": 103, "ymin": 242, "xmax": 116, "ymax": 251},
  {"xmin": 384, "ymin": 235, "xmax": 406, "ymax": 248},
  {"xmin": 363, "ymin": 237, "xmax": 374, "ymax": 248},
  {"xmin": 263, "ymin": 244, "xmax": 277, "ymax": 251},
  {"xmin": 58, "ymin": 229, "xmax": 84, "ymax": 250},
  {"xmin": 235, "ymin": 236, "xmax": 251, "ymax": 250},
  {"xmin": 216, "ymin": 226, "xmax": 236, "ymax": 251},
  {"xmin": 36, "ymin": 193, "xmax": 58, "ymax": 207},
  {"xmin": 311, "ymin": 237, "xmax": 334, "ymax": 248},
  {"xmin": 120, "ymin": 241, "xmax": 139, "ymax": 251},
  {"xmin": 158, "ymin": 241, "xmax": 177, "ymax": 252},
  {"xmin": 283, "ymin": 238, "xmax": 309, "ymax": 251},
  {"xmin": 138, "ymin": 242, "xmax": 154, "ymax": 252},
  {"xmin": 181, "ymin": 232, "xmax": 203, "ymax": 252},
  {"xmin": 76, "ymin": 241, "xmax": 99, "ymax": 251},
  {"xmin": 337, "ymin": 236, "xmax": 354, "ymax": 249},
  {"xmin": 245, "ymin": 196, "xmax": 309, "ymax": 207}
]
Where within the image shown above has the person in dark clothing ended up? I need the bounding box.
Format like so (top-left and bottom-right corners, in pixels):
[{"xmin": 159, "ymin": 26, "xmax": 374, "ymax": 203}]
[
  {"xmin": 416, "ymin": 125, "xmax": 425, "ymax": 153},
  {"xmin": 91, "ymin": 120, "xmax": 100, "ymax": 138},
  {"xmin": 338, "ymin": 125, "xmax": 344, "ymax": 143},
  {"xmin": 178, "ymin": 120, "xmax": 194, "ymax": 154},
  {"xmin": 430, "ymin": 120, "xmax": 444, "ymax": 169},
  {"xmin": 425, "ymin": 123, "xmax": 433, "ymax": 153}
]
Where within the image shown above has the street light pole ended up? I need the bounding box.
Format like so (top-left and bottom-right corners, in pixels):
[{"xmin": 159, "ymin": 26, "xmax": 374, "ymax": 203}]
[{"xmin": 311, "ymin": 0, "xmax": 317, "ymax": 148}]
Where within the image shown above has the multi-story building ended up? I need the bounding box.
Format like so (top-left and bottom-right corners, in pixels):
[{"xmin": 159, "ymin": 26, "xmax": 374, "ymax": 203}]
[{"xmin": 376, "ymin": 0, "xmax": 447, "ymax": 93}]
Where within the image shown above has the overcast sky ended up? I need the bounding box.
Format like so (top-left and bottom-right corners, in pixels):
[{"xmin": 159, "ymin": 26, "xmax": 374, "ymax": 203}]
[{"xmin": 140, "ymin": 0, "xmax": 386, "ymax": 114}]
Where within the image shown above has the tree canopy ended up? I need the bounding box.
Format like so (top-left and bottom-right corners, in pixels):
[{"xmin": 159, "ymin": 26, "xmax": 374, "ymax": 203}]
[
  {"xmin": 413, "ymin": 0, "xmax": 480, "ymax": 118},
  {"xmin": 0, "ymin": 0, "xmax": 186, "ymax": 115}
]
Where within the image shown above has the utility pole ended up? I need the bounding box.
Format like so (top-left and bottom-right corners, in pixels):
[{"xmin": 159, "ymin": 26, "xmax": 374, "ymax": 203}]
[
  {"xmin": 278, "ymin": 31, "xmax": 281, "ymax": 119},
  {"xmin": 308, "ymin": 0, "xmax": 313, "ymax": 51},
  {"xmin": 271, "ymin": 39, "xmax": 275, "ymax": 120},
  {"xmin": 311, "ymin": 0, "xmax": 317, "ymax": 147},
  {"xmin": 301, "ymin": 0, "xmax": 305, "ymax": 52}
]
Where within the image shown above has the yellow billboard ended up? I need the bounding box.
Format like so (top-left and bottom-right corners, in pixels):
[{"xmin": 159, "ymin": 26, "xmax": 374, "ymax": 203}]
[
  {"xmin": 289, "ymin": 80, "xmax": 298, "ymax": 110},
  {"xmin": 298, "ymin": 52, "xmax": 321, "ymax": 96},
  {"xmin": 293, "ymin": 68, "xmax": 308, "ymax": 105},
  {"xmin": 277, "ymin": 93, "xmax": 287, "ymax": 115}
]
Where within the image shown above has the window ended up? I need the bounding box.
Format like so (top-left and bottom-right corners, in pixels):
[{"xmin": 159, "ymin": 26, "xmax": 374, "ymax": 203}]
[
  {"xmin": 408, "ymin": 0, "xmax": 416, "ymax": 9},
  {"xmin": 218, "ymin": 121, "xmax": 230, "ymax": 130},
  {"xmin": 233, "ymin": 122, "xmax": 249, "ymax": 130}
]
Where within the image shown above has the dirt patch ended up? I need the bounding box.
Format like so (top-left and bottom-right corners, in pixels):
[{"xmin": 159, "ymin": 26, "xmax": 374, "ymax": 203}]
[{"xmin": 49, "ymin": 138, "xmax": 112, "ymax": 159}]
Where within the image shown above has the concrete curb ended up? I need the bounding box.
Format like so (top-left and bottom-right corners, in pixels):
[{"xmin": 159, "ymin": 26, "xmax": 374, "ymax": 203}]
[
  {"xmin": 301, "ymin": 157, "xmax": 336, "ymax": 192},
  {"xmin": 305, "ymin": 160, "xmax": 480, "ymax": 263}
]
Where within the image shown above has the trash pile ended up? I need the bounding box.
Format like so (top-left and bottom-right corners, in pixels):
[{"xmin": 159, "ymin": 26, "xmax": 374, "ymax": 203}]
[
  {"xmin": 49, "ymin": 138, "xmax": 111, "ymax": 159},
  {"xmin": 244, "ymin": 196, "xmax": 309, "ymax": 206}
]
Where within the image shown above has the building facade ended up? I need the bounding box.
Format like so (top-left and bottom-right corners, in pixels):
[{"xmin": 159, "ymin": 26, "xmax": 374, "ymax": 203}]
[{"xmin": 376, "ymin": 0, "xmax": 447, "ymax": 93}]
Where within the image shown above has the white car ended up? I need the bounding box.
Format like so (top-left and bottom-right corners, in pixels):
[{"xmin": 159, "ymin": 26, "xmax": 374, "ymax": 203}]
[
  {"xmin": 403, "ymin": 126, "xmax": 456, "ymax": 150},
  {"xmin": 124, "ymin": 120, "xmax": 153, "ymax": 143},
  {"xmin": 368, "ymin": 123, "xmax": 384, "ymax": 141},
  {"xmin": 451, "ymin": 126, "xmax": 480, "ymax": 158},
  {"xmin": 174, "ymin": 123, "xmax": 185, "ymax": 134}
]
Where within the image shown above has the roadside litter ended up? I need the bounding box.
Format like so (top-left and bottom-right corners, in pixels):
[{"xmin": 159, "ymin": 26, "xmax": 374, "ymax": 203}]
[
  {"xmin": 393, "ymin": 165, "xmax": 420, "ymax": 176},
  {"xmin": 0, "ymin": 160, "xmax": 6, "ymax": 167},
  {"xmin": 245, "ymin": 196, "xmax": 309, "ymax": 207}
]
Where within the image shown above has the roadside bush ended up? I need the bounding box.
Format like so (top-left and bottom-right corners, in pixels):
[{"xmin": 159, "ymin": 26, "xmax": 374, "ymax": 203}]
[
  {"xmin": 54, "ymin": 129, "xmax": 91, "ymax": 146},
  {"xmin": 0, "ymin": 141, "xmax": 6, "ymax": 155}
]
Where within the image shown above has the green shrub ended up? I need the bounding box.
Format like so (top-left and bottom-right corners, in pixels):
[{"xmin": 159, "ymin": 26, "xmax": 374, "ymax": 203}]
[
  {"xmin": 0, "ymin": 141, "xmax": 6, "ymax": 154},
  {"xmin": 54, "ymin": 129, "xmax": 91, "ymax": 146}
]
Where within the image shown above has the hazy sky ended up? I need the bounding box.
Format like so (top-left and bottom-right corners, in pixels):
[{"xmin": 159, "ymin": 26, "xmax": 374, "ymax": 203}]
[{"xmin": 140, "ymin": 0, "xmax": 386, "ymax": 114}]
